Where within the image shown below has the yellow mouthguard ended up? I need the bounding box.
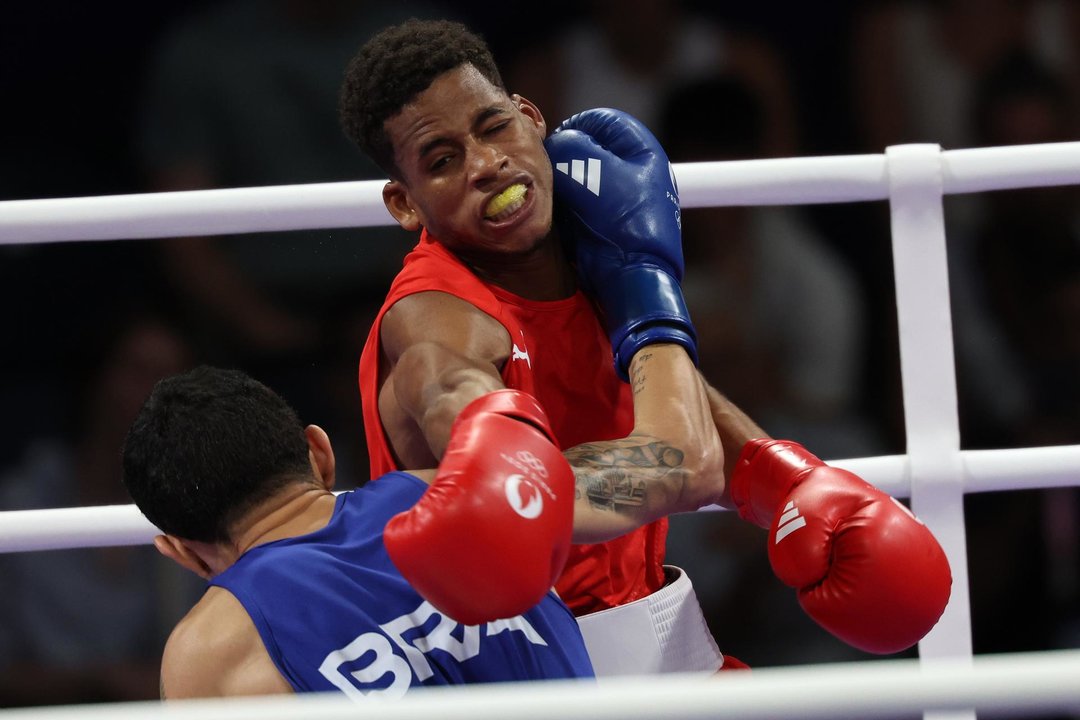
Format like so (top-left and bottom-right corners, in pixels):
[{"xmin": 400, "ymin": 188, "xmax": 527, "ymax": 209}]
[{"xmin": 486, "ymin": 183, "xmax": 527, "ymax": 217}]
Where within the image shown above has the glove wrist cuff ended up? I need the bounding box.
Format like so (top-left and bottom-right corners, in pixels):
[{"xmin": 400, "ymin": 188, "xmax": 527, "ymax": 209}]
[
  {"xmin": 453, "ymin": 389, "xmax": 558, "ymax": 445},
  {"xmin": 730, "ymin": 439, "xmax": 824, "ymax": 527},
  {"xmin": 616, "ymin": 326, "xmax": 697, "ymax": 378},
  {"xmin": 597, "ymin": 265, "xmax": 698, "ymax": 380}
]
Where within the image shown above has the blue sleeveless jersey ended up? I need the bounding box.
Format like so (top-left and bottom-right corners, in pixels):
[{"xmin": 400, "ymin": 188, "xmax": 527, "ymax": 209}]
[{"xmin": 210, "ymin": 472, "xmax": 594, "ymax": 699}]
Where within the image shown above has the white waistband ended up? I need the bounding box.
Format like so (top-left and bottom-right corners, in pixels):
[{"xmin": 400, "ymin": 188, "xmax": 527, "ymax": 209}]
[{"xmin": 575, "ymin": 565, "xmax": 724, "ymax": 676}]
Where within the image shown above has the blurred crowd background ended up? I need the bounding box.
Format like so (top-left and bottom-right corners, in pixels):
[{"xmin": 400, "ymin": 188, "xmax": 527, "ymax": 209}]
[{"xmin": 1, "ymin": 0, "xmax": 1078, "ymax": 706}]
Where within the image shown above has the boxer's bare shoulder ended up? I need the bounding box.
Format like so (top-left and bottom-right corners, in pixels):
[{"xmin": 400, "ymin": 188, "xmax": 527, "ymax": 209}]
[
  {"xmin": 161, "ymin": 587, "xmax": 292, "ymax": 699},
  {"xmin": 381, "ymin": 291, "xmax": 511, "ymax": 369},
  {"xmin": 379, "ymin": 291, "xmax": 512, "ymax": 465}
]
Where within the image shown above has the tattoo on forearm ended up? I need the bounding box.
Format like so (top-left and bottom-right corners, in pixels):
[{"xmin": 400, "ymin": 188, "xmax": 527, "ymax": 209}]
[
  {"xmin": 567, "ymin": 435, "xmax": 686, "ymax": 514},
  {"xmin": 630, "ymin": 351, "xmax": 652, "ymax": 395},
  {"xmin": 159, "ymin": 674, "xmax": 166, "ymax": 700}
]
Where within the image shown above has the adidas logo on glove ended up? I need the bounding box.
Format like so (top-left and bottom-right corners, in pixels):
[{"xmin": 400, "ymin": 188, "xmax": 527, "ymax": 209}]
[
  {"xmin": 555, "ymin": 158, "xmax": 602, "ymax": 196},
  {"xmin": 775, "ymin": 500, "xmax": 807, "ymax": 543}
]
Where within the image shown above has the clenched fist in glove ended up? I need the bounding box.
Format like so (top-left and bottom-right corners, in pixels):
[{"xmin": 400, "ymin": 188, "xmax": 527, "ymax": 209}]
[
  {"xmin": 385, "ymin": 390, "xmax": 574, "ymax": 625},
  {"xmin": 544, "ymin": 107, "xmax": 696, "ymax": 379},
  {"xmin": 730, "ymin": 439, "xmax": 952, "ymax": 654}
]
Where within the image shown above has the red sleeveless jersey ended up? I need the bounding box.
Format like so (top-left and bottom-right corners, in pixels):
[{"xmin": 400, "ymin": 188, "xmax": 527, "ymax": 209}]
[{"xmin": 358, "ymin": 231, "xmax": 667, "ymax": 615}]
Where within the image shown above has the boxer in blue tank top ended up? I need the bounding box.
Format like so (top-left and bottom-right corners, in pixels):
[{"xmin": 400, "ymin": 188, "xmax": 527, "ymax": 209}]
[{"xmin": 122, "ymin": 367, "xmax": 595, "ymax": 699}]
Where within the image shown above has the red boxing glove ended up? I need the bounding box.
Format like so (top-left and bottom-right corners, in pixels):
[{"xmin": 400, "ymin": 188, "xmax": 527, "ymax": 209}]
[
  {"xmin": 730, "ymin": 439, "xmax": 952, "ymax": 654},
  {"xmin": 384, "ymin": 390, "xmax": 574, "ymax": 625}
]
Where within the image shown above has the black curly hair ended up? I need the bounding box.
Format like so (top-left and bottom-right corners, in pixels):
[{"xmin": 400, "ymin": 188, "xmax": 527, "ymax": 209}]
[
  {"xmin": 122, "ymin": 366, "xmax": 313, "ymax": 544},
  {"xmin": 339, "ymin": 18, "xmax": 505, "ymax": 177}
]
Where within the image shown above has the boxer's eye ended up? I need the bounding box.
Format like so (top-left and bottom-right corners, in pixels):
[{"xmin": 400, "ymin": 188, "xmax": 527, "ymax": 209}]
[{"xmin": 429, "ymin": 154, "xmax": 455, "ymax": 172}]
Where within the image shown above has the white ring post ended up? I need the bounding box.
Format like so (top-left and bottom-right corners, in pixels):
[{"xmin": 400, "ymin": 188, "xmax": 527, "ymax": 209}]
[{"xmin": 886, "ymin": 144, "xmax": 974, "ymax": 720}]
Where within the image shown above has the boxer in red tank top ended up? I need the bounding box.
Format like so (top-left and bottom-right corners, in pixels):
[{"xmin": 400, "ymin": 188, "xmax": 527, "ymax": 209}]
[
  {"xmin": 341, "ymin": 22, "xmax": 753, "ymax": 674},
  {"xmin": 341, "ymin": 28, "xmax": 736, "ymax": 669},
  {"xmin": 360, "ymin": 232, "xmax": 666, "ymax": 613},
  {"xmin": 340, "ymin": 19, "xmax": 950, "ymax": 671}
]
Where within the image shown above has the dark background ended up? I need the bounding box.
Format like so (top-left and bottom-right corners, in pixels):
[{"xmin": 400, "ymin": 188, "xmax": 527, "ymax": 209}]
[{"xmin": 0, "ymin": 0, "xmax": 1077, "ymax": 709}]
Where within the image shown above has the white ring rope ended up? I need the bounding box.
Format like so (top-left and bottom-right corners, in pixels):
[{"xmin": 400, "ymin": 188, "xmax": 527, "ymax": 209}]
[
  {"xmin": 2, "ymin": 445, "xmax": 1078, "ymax": 553},
  {"xmin": 0, "ymin": 651, "xmax": 1078, "ymax": 719},
  {"xmin": 1, "ymin": 141, "xmax": 1078, "ymax": 719},
  {"xmin": 2, "ymin": 142, "xmax": 1080, "ymax": 244}
]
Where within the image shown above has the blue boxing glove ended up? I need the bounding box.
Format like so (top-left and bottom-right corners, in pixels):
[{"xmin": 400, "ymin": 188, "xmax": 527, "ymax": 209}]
[{"xmin": 544, "ymin": 108, "xmax": 696, "ymax": 379}]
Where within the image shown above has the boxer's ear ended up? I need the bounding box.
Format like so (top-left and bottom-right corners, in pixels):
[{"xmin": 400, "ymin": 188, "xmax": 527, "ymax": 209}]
[
  {"xmin": 154, "ymin": 535, "xmax": 213, "ymax": 579},
  {"xmin": 305, "ymin": 424, "xmax": 336, "ymax": 491},
  {"xmin": 384, "ymin": 180, "xmax": 421, "ymax": 231},
  {"xmin": 512, "ymin": 94, "xmax": 547, "ymax": 138}
]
